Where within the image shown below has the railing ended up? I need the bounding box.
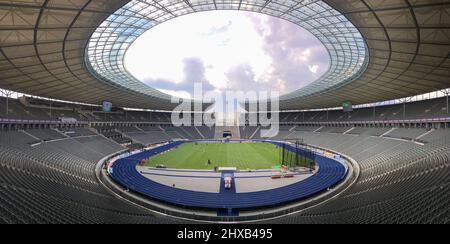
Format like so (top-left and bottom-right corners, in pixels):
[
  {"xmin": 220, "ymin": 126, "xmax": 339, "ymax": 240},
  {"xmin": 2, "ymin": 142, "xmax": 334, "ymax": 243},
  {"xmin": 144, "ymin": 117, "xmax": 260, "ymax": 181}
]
[
  {"xmin": 0, "ymin": 118, "xmax": 88, "ymax": 125},
  {"xmin": 1, "ymin": 116, "xmax": 449, "ymax": 127}
]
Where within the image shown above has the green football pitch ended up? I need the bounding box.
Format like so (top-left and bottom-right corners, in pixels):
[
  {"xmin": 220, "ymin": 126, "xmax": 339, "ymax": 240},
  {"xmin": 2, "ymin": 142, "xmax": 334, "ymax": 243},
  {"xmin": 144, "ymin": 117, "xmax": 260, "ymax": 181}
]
[{"xmin": 145, "ymin": 142, "xmax": 281, "ymax": 170}]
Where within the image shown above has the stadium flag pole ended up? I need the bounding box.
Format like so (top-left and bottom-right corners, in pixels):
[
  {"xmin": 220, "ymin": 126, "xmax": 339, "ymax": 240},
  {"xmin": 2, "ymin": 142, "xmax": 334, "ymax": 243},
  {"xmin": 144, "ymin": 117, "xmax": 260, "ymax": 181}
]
[
  {"xmin": 279, "ymin": 143, "xmax": 281, "ymax": 166},
  {"xmin": 278, "ymin": 142, "xmax": 281, "ymax": 166},
  {"xmin": 302, "ymin": 142, "xmax": 306, "ymax": 169},
  {"xmin": 295, "ymin": 140, "xmax": 300, "ymax": 169},
  {"xmin": 278, "ymin": 143, "xmax": 280, "ymax": 166},
  {"xmin": 291, "ymin": 143, "xmax": 295, "ymax": 169},
  {"xmin": 288, "ymin": 146, "xmax": 290, "ymax": 168}
]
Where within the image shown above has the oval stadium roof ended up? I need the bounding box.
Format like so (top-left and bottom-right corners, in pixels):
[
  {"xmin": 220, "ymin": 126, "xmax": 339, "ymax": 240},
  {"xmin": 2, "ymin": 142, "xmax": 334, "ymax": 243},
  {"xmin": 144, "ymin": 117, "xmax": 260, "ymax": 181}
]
[{"xmin": 0, "ymin": 0, "xmax": 449, "ymax": 111}]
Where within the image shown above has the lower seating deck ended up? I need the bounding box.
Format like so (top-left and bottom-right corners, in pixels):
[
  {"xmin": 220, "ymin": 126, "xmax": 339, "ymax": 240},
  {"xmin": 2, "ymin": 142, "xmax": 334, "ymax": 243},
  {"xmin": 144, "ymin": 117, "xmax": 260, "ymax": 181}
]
[{"xmin": 0, "ymin": 125, "xmax": 448, "ymax": 224}]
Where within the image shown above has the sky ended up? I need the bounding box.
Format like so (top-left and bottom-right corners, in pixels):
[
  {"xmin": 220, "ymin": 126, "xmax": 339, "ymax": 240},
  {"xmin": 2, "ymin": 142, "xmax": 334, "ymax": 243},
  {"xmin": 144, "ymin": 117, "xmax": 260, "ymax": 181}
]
[{"xmin": 125, "ymin": 11, "xmax": 330, "ymax": 100}]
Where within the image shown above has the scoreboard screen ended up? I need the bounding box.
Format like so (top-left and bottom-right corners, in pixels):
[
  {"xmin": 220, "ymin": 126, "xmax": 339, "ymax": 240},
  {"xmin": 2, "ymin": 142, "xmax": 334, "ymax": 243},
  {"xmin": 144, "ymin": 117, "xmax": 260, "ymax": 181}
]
[
  {"xmin": 102, "ymin": 101, "xmax": 112, "ymax": 112},
  {"xmin": 343, "ymin": 101, "xmax": 353, "ymax": 112}
]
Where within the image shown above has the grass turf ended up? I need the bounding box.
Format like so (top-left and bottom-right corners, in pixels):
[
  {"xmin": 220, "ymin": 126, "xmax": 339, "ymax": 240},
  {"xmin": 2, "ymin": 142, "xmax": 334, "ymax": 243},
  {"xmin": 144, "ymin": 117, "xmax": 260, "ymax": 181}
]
[{"xmin": 145, "ymin": 142, "xmax": 281, "ymax": 170}]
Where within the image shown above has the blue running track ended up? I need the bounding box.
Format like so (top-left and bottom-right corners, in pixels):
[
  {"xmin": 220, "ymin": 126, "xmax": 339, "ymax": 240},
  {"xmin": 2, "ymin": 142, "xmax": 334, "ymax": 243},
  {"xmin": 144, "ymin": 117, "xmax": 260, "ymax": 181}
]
[{"xmin": 110, "ymin": 141, "xmax": 347, "ymax": 210}]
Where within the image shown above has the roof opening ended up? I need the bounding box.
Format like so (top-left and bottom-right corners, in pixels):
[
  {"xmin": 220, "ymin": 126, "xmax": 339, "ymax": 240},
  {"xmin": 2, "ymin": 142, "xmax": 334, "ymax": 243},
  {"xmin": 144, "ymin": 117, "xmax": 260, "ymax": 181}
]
[{"xmin": 125, "ymin": 11, "xmax": 330, "ymax": 99}]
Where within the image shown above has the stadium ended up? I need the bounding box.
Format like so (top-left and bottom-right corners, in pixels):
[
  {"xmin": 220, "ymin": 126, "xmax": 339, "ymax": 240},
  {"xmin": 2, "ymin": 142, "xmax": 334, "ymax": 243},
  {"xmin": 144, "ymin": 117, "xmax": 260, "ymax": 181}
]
[{"xmin": 0, "ymin": 0, "xmax": 449, "ymax": 225}]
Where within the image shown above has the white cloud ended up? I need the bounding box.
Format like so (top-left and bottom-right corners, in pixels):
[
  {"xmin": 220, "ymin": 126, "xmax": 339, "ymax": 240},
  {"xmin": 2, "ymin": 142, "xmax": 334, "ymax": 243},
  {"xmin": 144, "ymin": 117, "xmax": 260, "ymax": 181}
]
[
  {"xmin": 308, "ymin": 65, "xmax": 319, "ymax": 74},
  {"xmin": 298, "ymin": 49, "xmax": 311, "ymax": 62}
]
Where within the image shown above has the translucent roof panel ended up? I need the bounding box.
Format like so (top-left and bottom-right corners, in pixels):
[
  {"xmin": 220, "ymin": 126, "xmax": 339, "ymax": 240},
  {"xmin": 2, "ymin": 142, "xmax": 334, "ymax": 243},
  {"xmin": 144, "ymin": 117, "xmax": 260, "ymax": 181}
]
[
  {"xmin": 1, "ymin": 1, "xmax": 449, "ymax": 111},
  {"xmin": 86, "ymin": 0, "xmax": 369, "ymax": 101}
]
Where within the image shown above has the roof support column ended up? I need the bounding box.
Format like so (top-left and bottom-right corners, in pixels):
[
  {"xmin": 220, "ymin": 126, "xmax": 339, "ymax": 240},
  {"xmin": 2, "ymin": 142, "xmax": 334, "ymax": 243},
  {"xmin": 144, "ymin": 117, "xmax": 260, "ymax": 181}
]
[
  {"xmin": 49, "ymin": 100, "xmax": 52, "ymax": 119},
  {"xmin": 445, "ymin": 90, "xmax": 449, "ymax": 115},
  {"xmin": 1, "ymin": 89, "xmax": 13, "ymax": 117},
  {"xmin": 373, "ymin": 106, "xmax": 376, "ymax": 121},
  {"xmin": 400, "ymin": 98, "xmax": 409, "ymax": 120},
  {"xmin": 440, "ymin": 89, "xmax": 449, "ymax": 116},
  {"xmin": 403, "ymin": 101, "xmax": 406, "ymax": 120}
]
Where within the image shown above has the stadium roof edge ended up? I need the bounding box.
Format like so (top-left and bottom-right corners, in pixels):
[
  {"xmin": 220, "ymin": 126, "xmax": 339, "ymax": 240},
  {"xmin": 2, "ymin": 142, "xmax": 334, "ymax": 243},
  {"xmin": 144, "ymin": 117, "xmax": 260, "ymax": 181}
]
[{"xmin": 0, "ymin": 0, "xmax": 449, "ymax": 111}]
